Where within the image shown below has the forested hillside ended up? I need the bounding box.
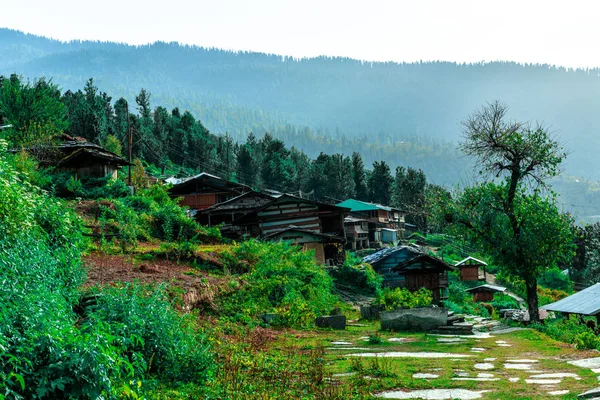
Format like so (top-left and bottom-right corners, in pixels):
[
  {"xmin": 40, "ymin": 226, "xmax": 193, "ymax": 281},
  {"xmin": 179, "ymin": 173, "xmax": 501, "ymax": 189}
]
[{"xmin": 2, "ymin": 28, "xmax": 600, "ymax": 183}]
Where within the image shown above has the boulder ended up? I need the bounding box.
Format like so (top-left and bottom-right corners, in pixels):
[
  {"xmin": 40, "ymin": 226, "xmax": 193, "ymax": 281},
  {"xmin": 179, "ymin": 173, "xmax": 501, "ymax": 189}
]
[
  {"xmin": 380, "ymin": 307, "xmax": 448, "ymax": 332},
  {"xmin": 360, "ymin": 305, "xmax": 383, "ymax": 320},
  {"xmin": 578, "ymin": 387, "xmax": 600, "ymax": 398},
  {"xmin": 315, "ymin": 315, "xmax": 346, "ymax": 330}
]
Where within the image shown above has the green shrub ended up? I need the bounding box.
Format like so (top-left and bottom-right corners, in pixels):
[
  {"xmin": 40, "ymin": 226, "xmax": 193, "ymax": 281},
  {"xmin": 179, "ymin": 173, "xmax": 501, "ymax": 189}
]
[
  {"xmin": 375, "ymin": 287, "xmax": 433, "ymax": 311},
  {"xmin": 219, "ymin": 240, "xmax": 338, "ymax": 328},
  {"xmin": 328, "ymin": 260, "xmax": 382, "ymax": 295},
  {"xmin": 575, "ymin": 331, "xmax": 600, "ymax": 350},
  {"xmin": 85, "ymin": 284, "xmax": 214, "ymax": 383},
  {"xmin": 531, "ymin": 315, "xmax": 592, "ymax": 345},
  {"xmin": 539, "ymin": 267, "xmax": 573, "ymax": 292}
]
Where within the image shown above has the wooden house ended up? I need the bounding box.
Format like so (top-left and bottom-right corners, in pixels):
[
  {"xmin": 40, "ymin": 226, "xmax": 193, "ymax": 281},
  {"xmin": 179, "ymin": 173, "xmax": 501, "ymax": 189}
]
[
  {"xmin": 17, "ymin": 134, "xmax": 130, "ymax": 179},
  {"xmin": 465, "ymin": 284, "xmax": 506, "ymax": 302},
  {"xmin": 263, "ymin": 227, "xmax": 345, "ymax": 265},
  {"xmin": 196, "ymin": 191, "xmax": 274, "ymax": 238},
  {"xmin": 343, "ymin": 216, "xmax": 370, "ymax": 250},
  {"xmin": 233, "ymin": 194, "xmax": 349, "ymax": 265},
  {"xmin": 455, "ymin": 257, "xmax": 487, "ymax": 282},
  {"xmin": 336, "ymin": 198, "xmax": 405, "ymax": 248},
  {"xmin": 168, "ymin": 172, "xmax": 251, "ymax": 210},
  {"xmin": 363, "ymin": 245, "xmax": 454, "ymax": 304}
]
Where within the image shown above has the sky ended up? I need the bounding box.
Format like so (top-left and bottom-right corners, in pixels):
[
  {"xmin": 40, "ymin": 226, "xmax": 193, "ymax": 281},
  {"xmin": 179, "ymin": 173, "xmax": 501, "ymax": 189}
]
[{"xmin": 3, "ymin": 0, "xmax": 599, "ymax": 68}]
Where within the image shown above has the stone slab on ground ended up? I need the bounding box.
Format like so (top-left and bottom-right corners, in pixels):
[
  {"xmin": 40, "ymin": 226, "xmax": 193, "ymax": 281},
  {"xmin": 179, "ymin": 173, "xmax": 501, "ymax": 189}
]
[
  {"xmin": 380, "ymin": 307, "xmax": 448, "ymax": 332},
  {"xmin": 579, "ymin": 387, "xmax": 600, "ymax": 399},
  {"xmin": 315, "ymin": 315, "xmax": 346, "ymax": 330},
  {"xmin": 375, "ymin": 389, "xmax": 489, "ymax": 399}
]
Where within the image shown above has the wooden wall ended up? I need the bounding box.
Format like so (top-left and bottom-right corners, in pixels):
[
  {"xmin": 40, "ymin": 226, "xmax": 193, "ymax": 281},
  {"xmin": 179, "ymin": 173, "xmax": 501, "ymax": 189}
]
[{"xmin": 460, "ymin": 266, "xmax": 480, "ymax": 281}]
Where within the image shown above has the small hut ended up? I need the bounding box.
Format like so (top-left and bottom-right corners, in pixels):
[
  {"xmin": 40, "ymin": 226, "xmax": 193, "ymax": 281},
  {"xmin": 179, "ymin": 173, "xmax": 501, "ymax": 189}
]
[
  {"xmin": 465, "ymin": 284, "xmax": 506, "ymax": 302},
  {"xmin": 390, "ymin": 252, "xmax": 455, "ymax": 304},
  {"xmin": 455, "ymin": 256, "xmax": 487, "ymax": 282}
]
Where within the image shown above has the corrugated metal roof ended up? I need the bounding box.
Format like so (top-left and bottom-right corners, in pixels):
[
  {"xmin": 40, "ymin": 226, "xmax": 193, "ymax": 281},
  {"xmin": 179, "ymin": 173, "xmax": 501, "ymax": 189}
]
[
  {"xmin": 465, "ymin": 284, "xmax": 506, "ymax": 293},
  {"xmin": 540, "ymin": 283, "xmax": 600, "ymax": 316},
  {"xmin": 455, "ymin": 256, "xmax": 488, "ymax": 267},
  {"xmin": 361, "ymin": 245, "xmax": 422, "ymax": 265},
  {"xmin": 337, "ymin": 198, "xmax": 393, "ymax": 212}
]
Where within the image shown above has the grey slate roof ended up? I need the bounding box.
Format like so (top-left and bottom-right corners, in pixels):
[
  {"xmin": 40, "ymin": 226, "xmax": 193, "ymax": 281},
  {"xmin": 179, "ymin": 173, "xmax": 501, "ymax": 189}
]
[{"xmin": 540, "ymin": 283, "xmax": 600, "ymax": 316}]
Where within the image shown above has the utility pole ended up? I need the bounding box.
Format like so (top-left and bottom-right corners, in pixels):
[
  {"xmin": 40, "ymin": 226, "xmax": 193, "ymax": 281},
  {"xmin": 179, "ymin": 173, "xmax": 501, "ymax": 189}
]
[{"xmin": 127, "ymin": 101, "xmax": 132, "ymax": 185}]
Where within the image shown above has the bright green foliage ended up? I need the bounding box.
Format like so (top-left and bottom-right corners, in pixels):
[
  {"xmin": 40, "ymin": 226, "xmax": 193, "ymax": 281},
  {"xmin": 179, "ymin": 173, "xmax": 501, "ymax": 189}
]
[
  {"xmin": 50, "ymin": 172, "xmax": 131, "ymax": 199},
  {"xmin": 0, "ymin": 141, "xmax": 213, "ymax": 397},
  {"xmin": 220, "ymin": 240, "xmax": 338, "ymax": 328},
  {"xmin": 328, "ymin": 256, "xmax": 382, "ymax": 295},
  {"xmin": 531, "ymin": 315, "xmax": 597, "ymax": 348},
  {"xmin": 99, "ymin": 187, "xmax": 212, "ymax": 244},
  {"xmin": 375, "ymin": 287, "xmax": 433, "ymax": 311},
  {"xmin": 574, "ymin": 331, "xmax": 600, "ymax": 350},
  {"xmin": 85, "ymin": 284, "xmax": 214, "ymax": 383}
]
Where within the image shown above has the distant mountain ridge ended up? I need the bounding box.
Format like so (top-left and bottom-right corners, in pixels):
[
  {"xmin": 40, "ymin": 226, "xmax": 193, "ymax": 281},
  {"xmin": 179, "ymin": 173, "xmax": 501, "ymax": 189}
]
[{"xmin": 1, "ymin": 28, "xmax": 600, "ymax": 184}]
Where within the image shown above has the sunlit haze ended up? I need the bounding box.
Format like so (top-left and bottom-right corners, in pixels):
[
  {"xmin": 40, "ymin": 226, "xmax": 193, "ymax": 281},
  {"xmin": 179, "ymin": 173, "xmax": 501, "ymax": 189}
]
[{"xmin": 3, "ymin": 0, "xmax": 600, "ymax": 68}]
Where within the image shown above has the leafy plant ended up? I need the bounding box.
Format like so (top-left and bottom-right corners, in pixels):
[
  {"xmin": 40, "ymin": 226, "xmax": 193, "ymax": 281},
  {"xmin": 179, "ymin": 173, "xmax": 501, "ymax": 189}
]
[{"xmin": 375, "ymin": 287, "xmax": 432, "ymax": 311}]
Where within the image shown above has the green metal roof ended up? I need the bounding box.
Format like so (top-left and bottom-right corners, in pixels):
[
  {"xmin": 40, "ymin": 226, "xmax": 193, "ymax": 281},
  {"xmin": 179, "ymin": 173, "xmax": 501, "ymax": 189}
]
[{"xmin": 336, "ymin": 198, "xmax": 391, "ymax": 212}]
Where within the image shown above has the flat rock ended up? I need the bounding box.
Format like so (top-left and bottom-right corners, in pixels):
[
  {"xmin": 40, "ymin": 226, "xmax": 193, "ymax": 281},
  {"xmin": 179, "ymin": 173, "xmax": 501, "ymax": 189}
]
[
  {"xmin": 375, "ymin": 389, "xmax": 490, "ymax": 399},
  {"xmin": 474, "ymin": 363, "xmax": 495, "ymax": 370},
  {"xmin": 505, "ymin": 363, "xmax": 534, "ymax": 370},
  {"xmin": 509, "ymin": 377, "xmax": 520, "ymax": 382},
  {"xmin": 570, "ymin": 358, "xmax": 600, "ymax": 369},
  {"xmin": 530, "ymin": 372, "xmax": 580, "ymax": 380},
  {"xmin": 414, "ymin": 373, "xmax": 439, "ymax": 379},
  {"xmin": 332, "ymin": 372, "xmax": 356, "ymax": 377},
  {"xmin": 331, "ymin": 341, "xmax": 353, "ymax": 345},
  {"xmin": 388, "ymin": 337, "xmax": 409, "ymax": 342},
  {"xmin": 471, "ymin": 348, "xmax": 486, "ymax": 352},
  {"xmin": 484, "ymin": 358, "xmax": 496, "ymax": 362},
  {"xmin": 507, "ymin": 359, "xmax": 539, "ymax": 363},
  {"xmin": 525, "ymin": 379, "xmax": 562, "ymax": 384},
  {"xmin": 437, "ymin": 337, "xmax": 465, "ymax": 343},
  {"xmin": 347, "ymin": 351, "xmax": 472, "ymax": 359},
  {"xmin": 579, "ymin": 387, "xmax": 600, "ymax": 398},
  {"xmin": 453, "ymin": 377, "xmax": 499, "ymax": 381},
  {"xmin": 381, "ymin": 307, "xmax": 448, "ymax": 332},
  {"xmin": 548, "ymin": 390, "xmax": 569, "ymax": 396},
  {"xmin": 315, "ymin": 315, "xmax": 346, "ymax": 330}
]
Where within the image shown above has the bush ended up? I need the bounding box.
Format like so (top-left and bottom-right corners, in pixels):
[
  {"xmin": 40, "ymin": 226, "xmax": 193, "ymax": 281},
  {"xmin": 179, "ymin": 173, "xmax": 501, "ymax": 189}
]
[
  {"xmin": 575, "ymin": 331, "xmax": 600, "ymax": 350},
  {"xmin": 85, "ymin": 284, "xmax": 214, "ymax": 383},
  {"xmin": 328, "ymin": 258, "xmax": 382, "ymax": 295},
  {"xmin": 539, "ymin": 267, "xmax": 573, "ymax": 292},
  {"xmin": 0, "ymin": 141, "xmax": 214, "ymax": 397},
  {"xmin": 532, "ymin": 315, "xmax": 593, "ymax": 345},
  {"xmin": 219, "ymin": 240, "xmax": 338, "ymax": 328},
  {"xmin": 375, "ymin": 287, "xmax": 432, "ymax": 311}
]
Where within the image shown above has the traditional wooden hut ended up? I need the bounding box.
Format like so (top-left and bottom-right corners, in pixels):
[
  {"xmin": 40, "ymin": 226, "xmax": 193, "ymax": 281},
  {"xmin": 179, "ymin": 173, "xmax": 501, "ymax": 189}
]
[
  {"xmin": 232, "ymin": 194, "xmax": 349, "ymax": 265},
  {"xmin": 16, "ymin": 134, "xmax": 130, "ymax": 179},
  {"xmin": 168, "ymin": 172, "xmax": 251, "ymax": 210},
  {"xmin": 336, "ymin": 198, "xmax": 406, "ymax": 247},
  {"xmin": 363, "ymin": 246, "xmax": 454, "ymax": 304},
  {"xmin": 465, "ymin": 284, "xmax": 506, "ymax": 302},
  {"xmin": 455, "ymin": 256, "xmax": 487, "ymax": 282},
  {"xmin": 263, "ymin": 227, "xmax": 345, "ymax": 265}
]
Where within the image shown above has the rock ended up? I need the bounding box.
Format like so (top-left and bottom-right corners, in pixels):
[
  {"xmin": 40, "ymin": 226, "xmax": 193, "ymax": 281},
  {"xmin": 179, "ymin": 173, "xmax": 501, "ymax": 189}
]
[
  {"xmin": 380, "ymin": 307, "xmax": 448, "ymax": 332},
  {"xmin": 315, "ymin": 315, "xmax": 346, "ymax": 330},
  {"xmin": 138, "ymin": 263, "xmax": 160, "ymax": 274},
  {"xmin": 259, "ymin": 313, "xmax": 279, "ymax": 324},
  {"xmin": 360, "ymin": 305, "xmax": 383, "ymax": 320},
  {"xmin": 579, "ymin": 387, "xmax": 600, "ymax": 399}
]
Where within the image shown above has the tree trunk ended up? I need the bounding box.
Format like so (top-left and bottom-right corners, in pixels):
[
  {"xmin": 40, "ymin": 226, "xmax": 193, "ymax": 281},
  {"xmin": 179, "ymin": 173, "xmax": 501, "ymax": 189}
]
[{"xmin": 525, "ymin": 277, "xmax": 539, "ymax": 323}]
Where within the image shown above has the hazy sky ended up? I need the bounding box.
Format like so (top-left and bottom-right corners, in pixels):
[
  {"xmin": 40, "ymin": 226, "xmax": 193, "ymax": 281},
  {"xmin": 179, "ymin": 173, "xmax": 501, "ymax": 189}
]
[{"xmin": 3, "ymin": 0, "xmax": 599, "ymax": 68}]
